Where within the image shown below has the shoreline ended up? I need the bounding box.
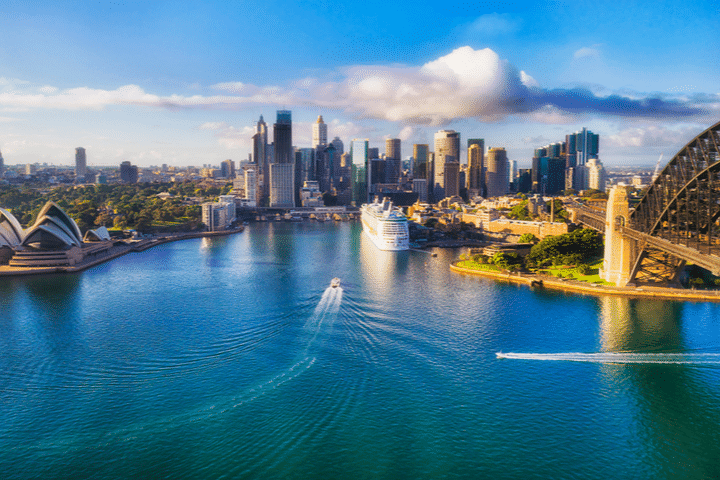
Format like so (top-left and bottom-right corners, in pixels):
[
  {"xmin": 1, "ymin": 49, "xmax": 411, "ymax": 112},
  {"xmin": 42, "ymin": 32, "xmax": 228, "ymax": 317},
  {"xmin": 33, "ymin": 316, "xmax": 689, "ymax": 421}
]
[
  {"xmin": 0, "ymin": 227, "xmax": 244, "ymax": 278},
  {"xmin": 450, "ymin": 262, "xmax": 720, "ymax": 302}
]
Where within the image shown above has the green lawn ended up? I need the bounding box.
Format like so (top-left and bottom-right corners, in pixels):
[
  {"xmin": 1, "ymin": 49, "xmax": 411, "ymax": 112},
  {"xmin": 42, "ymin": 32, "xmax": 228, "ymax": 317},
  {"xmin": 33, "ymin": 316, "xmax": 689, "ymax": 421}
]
[
  {"xmin": 536, "ymin": 258, "xmax": 614, "ymax": 285},
  {"xmin": 456, "ymin": 260, "xmax": 502, "ymax": 272}
]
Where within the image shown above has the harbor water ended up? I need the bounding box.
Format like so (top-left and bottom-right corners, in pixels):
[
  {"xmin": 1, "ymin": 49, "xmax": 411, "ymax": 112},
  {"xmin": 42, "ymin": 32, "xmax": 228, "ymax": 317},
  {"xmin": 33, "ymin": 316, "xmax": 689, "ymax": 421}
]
[{"xmin": 2, "ymin": 221, "xmax": 720, "ymax": 479}]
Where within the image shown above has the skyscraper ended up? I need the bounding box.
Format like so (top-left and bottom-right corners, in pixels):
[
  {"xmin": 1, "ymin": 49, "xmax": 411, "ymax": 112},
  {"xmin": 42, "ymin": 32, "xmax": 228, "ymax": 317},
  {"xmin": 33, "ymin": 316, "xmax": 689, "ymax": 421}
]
[
  {"xmin": 0, "ymin": 149, "xmax": 4, "ymax": 177},
  {"xmin": 270, "ymin": 110, "xmax": 295, "ymax": 207},
  {"xmin": 350, "ymin": 139, "xmax": 369, "ymax": 205},
  {"xmin": 385, "ymin": 138, "xmax": 401, "ymax": 184},
  {"xmin": 253, "ymin": 115, "xmax": 269, "ymax": 206},
  {"xmin": 75, "ymin": 147, "xmax": 87, "ymax": 182},
  {"xmin": 434, "ymin": 130, "xmax": 460, "ymax": 198},
  {"xmin": 312, "ymin": 115, "xmax": 327, "ymax": 149},
  {"xmin": 467, "ymin": 143, "xmax": 484, "ymax": 197},
  {"xmin": 413, "ymin": 144, "xmax": 429, "ymax": 179},
  {"xmin": 273, "ymin": 110, "xmax": 293, "ymax": 164},
  {"xmin": 485, "ymin": 147, "xmax": 508, "ymax": 198},
  {"xmin": 331, "ymin": 137, "xmax": 344, "ymax": 156}
]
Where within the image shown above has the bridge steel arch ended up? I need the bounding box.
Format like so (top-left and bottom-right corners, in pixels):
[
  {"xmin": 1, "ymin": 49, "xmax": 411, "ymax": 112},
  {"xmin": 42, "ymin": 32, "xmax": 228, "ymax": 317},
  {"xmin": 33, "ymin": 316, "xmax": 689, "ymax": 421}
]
[{"xmin": 628, "ymin": 120, "xmax": 720, "ymax": 284}]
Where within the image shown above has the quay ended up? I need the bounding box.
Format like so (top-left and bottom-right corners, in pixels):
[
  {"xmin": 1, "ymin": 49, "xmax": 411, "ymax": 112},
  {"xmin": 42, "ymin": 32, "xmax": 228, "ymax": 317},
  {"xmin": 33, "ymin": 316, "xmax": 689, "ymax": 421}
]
[{"xmin": 450, "ymin": 261, "xmax": 720, "ymax": 302}]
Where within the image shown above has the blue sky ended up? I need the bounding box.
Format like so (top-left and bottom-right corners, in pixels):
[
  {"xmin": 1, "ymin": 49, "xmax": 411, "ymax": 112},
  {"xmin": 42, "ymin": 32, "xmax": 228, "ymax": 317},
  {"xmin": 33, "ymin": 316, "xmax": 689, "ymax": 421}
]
[{"xmin": 1, "ymin": 0, "xmax": 718, "ymax": 168}]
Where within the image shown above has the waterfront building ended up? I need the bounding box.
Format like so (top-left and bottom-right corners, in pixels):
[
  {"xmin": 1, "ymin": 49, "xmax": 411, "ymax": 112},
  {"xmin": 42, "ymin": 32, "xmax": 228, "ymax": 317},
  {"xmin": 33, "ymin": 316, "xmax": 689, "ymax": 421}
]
[
  {"xmin": 300, "ymin": 181, "xmax": 324, "ymax": 207},
  {"xmin": 244, "ymin": 169, "xmax": 257, "ymax": 207},
  {"xmin": 485, "ymin": 147, "xmax": 508, "ymax": 198},
  {"xmin": 413, "ymin": 144, "xmax": 429, "ymax": 180},
  {"xmin": 434, "ymin": 130, "xmax": 460, "ymax": 198},
  {"xmin": 120, "ymin": 161, "xmax": 139, "ymax": 183},
  {"xmin": 467, "ymin": 143, "xmax": 484, "ymax": 198},
  {"xmin": 312, "ymin": 116, "xmax": 327, "ymax": 149},
  {"xmin": 270, "ymin": 110, "xmax": 295, "ymax": 208},
  {"xmin": 75, "ymin": 147, "xmax": 87, "ymax": 182},
  {"xmin": 201, "ymin": 200, "xmax": 235, "ymax": 232},
  {"xmin": 253, "ymin": 115, "xmax": 269, "ymax": 205},
  {"xmin": 270, "ymin": 163, "xmax": 295, "ymax": 208},
  {"xmin": 350, "ymin": 139, "xmax": 369, "ymax": 205}
]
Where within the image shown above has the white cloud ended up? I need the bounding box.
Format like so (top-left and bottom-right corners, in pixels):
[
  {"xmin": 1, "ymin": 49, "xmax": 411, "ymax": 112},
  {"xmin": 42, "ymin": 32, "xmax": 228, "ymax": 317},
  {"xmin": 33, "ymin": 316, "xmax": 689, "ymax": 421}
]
[
  {"xmin": 605, "ymin": 125, "xmax": 701, "ymax": 148},
  {"xmin": 574, "ymin": 47, "xmax": 601, "ymax": 59},
  {"xmin": 0, "ymin": 46, "xmax": 714, "ymax": 127},
  {"xmin": 462, "ymin": 13, "xmax": 520, "ymax": 37}
]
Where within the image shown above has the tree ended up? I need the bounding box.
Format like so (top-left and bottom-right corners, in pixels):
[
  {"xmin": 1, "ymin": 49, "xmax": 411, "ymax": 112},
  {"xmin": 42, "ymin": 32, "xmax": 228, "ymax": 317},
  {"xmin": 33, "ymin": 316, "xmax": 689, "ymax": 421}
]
[
  {"xmin": 527, "ymin": 228, "xmax": 603, "ymax": 267},
  {"xmin": 508, "ymin": 200, "xmax": 532, "ymax": 221},
  {"xmin": 518, "ymin": 233, "xmax": 539, "ymax": 244}
]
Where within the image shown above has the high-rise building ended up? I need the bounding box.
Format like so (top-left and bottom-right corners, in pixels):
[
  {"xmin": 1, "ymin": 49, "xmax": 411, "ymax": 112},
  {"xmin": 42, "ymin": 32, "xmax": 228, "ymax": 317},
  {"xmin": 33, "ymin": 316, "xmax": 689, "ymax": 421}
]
[
  {"xmin": 270, "ymin": 110, "xmax": 295, "ymax": 207},
  {"xmin": 565, "ymin": 128, "xmax": 599, "ymax": 191},
  {"xmin": 413, "ymin": 144, "xmax": 429, "ymax": 180},
  {"xmin": 120, "ymin": 161, "xmax": 139, "ymax": 183},
  {"xmin": 75, "ymin": 147, "xmax": 87, "ymax": 182},
  {"xmin": 0, "ymin": 149, "xmax": 4, "ymax": 177},
  {"xmin": 350, "ymin": 139, "xmax": 369, "ymax": 205},
  {"xmin": 270, "ymin": 163, "xmax": 295, "ymax": 207},
  {"xmin": 586, "ymin": 158, "xmax": 607, "ymax": 191},
  {"xmin": 312, "ymin": 115, "xmax": 327, "ymax": 149},
  {"xmin": 433, "ymin": 130, "xmax": 460, "ymax": 197},
  {"xmin": 443, "ymin": 161, "xmax": 460, "ymax": 198},
  {"xmin": 220, "ymin": 159, "xmax": 235, "ymax": 179},
  {"xmin": 331, "ymin": 137, "xmax": 344, "ymax": 156},
  {"xmin": 385, "ymin": 138, "xmax": 401, "ymax": 184},
  {"xmin": 253, "ymin": 115, "xmax": 269, "ymax": 206},
  {"xmin": 467, "ymin": 143, "xmax": 484, "ymax": 197},
  {"xmin": 244, "ymin": 168, "xmax": 257, "ymax": 201},
  {"xmin": 273, "ymin": 110, "xmax": 293, "ymax": 164},
  {"xmin": 485, "ymin": 147, "xmax": 508, "ymax": 198}
]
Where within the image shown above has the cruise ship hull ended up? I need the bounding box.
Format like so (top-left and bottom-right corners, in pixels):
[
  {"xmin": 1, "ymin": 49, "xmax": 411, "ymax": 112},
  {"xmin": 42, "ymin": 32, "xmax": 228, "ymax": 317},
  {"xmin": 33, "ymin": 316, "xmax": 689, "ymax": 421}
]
[{"xmin": 361, "ymin": 200, "xmax": 409, "ymax": 251}]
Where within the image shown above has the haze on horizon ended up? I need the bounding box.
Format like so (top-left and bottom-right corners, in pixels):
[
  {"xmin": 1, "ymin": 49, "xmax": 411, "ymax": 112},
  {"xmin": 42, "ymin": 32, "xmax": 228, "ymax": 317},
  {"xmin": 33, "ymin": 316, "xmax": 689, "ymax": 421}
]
[{"xmin": 0, "ymin": 0, "xmax": 718, "ymax": 168}]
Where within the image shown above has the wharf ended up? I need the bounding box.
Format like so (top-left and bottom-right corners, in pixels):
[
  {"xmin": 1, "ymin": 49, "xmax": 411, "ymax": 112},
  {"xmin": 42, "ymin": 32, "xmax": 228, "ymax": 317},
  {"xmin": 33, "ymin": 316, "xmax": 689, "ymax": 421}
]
[{"xmin": 450, "ymin": 262, "xmax": 720, "ymax": 302}]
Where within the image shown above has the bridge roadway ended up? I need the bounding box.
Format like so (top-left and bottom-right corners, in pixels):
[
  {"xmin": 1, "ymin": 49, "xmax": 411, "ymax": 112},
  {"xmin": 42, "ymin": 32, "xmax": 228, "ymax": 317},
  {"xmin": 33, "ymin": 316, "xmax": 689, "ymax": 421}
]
[{"xmin": 571, "ymin": 203, "xmax": 720, "ymax": 276}]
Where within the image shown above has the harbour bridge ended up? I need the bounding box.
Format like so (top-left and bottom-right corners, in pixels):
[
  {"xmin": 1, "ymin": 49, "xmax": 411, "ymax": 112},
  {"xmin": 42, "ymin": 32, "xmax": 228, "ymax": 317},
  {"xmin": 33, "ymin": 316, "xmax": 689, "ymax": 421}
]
[{"xmin": 569, "ymin": 120, "xmax": 720, "ymax": 286}]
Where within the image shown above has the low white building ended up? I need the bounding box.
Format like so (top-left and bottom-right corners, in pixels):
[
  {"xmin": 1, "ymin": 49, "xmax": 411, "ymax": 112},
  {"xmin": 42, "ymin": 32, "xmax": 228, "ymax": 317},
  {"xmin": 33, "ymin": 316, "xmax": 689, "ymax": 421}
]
[{"xmin": 202, "ymin": 200, "xmax": 235, "ymax": 231}]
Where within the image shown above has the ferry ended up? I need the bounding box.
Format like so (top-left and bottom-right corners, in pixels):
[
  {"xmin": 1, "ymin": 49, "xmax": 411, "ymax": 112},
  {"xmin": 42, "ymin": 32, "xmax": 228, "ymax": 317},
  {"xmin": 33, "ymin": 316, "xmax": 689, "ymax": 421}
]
[{"xmin": 360, "ymin": 197, "xmax": 410, "ymax": 251}]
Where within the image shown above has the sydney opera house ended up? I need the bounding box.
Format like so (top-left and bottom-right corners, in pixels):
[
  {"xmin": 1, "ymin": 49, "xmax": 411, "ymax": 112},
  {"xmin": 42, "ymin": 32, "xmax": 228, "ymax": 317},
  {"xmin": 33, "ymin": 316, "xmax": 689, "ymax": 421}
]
[{"xmin": 0, "ymin": 201, "xmax": 111, "ymax": 267}]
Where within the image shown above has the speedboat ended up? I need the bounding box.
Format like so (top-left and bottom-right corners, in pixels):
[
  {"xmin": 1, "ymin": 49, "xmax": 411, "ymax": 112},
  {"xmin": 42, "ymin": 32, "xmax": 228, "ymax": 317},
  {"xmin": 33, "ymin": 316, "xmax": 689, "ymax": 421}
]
[{"xmin": 331, "ymin": 277, "xmax": 341, "ymax": 288}]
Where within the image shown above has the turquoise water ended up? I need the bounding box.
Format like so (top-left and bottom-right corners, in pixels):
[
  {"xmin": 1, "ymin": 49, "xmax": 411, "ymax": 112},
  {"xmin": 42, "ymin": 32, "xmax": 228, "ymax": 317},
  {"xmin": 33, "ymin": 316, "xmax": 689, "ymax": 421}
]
[{"xmin": 2, "ymin": 221, "xmax": 720, "ymax": 479}]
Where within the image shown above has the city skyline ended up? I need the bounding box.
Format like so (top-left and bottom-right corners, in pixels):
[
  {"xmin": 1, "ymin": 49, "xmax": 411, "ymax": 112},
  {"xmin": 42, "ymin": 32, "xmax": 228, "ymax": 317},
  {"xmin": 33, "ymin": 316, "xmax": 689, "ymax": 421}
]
[{"xmin": 0, "ymin": 0, "xmax": 718, "ymax": 168}]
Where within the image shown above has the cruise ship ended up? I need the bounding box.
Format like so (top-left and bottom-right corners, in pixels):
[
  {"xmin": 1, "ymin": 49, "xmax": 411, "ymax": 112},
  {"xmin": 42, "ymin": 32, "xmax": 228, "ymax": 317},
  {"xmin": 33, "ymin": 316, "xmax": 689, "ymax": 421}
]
[{"xmin": 360, "ymin": 197, "xmax": 410, "ymax": 251}]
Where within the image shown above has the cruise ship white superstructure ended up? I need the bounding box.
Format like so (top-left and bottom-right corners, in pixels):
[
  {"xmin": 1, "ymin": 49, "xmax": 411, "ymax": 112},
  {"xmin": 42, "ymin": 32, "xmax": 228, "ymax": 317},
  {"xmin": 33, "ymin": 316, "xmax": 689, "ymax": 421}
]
[{"xmin": 360, "ymin": 198, "xmax": 409, "ymax": 251}]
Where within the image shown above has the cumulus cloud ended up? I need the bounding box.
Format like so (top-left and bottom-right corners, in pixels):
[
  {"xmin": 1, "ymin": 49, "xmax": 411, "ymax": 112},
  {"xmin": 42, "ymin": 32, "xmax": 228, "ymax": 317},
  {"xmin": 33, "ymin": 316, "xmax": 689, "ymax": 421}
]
[
  {"xmin": 0, "ymin": 46, "xmax": 715, "ymax": 126},
  {"xmin": 605, "ymin": 125, "xmax": 702, "ymax": 148}
]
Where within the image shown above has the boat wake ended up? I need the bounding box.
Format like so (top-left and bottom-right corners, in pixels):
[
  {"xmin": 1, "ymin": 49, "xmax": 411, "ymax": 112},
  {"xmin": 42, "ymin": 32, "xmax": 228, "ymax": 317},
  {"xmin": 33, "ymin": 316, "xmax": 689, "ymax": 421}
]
[{"xmin": 496, "ymin": 352, "xmax": 720, "ymax": 364}]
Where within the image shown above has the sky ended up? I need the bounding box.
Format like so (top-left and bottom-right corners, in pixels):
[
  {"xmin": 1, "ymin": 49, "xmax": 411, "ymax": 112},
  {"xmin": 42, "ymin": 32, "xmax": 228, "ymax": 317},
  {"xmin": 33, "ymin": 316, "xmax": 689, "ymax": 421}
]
[{"xmin": 0, "ymin": 0, "xmax": 718, "ymax": 168}]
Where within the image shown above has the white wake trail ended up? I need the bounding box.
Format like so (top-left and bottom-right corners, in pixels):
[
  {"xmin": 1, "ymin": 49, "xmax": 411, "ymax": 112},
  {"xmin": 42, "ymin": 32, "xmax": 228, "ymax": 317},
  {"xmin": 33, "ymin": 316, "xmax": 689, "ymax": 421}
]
[{"xmin": 496, "ymin": 352, "xmax": 720, "ymax": 364}]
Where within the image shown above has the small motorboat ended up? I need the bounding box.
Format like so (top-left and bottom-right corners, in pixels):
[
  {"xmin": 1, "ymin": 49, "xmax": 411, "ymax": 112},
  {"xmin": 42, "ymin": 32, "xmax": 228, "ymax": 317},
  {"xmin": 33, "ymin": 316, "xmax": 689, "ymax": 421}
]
[{"xmin": 331, "ymin": 277, "xmax": 341, "ymax": 288}]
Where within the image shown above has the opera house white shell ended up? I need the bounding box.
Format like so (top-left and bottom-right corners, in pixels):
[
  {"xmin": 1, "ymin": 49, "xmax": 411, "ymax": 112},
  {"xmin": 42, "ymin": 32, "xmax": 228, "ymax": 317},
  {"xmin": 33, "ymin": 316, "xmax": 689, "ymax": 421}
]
[
  {"xmin": 0, "ymin": 207, "xmax": 24, "ymax": 248},
  {"xmin": 21, "ymin": 201, "xmax": 84, "ymax": 249}
]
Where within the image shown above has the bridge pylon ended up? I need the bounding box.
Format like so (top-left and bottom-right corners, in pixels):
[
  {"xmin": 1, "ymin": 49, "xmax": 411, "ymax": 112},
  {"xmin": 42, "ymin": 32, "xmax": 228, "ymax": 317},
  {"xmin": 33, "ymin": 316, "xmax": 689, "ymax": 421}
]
[{"xmin": 601, "ymin": 186, "xmax": 635, "ymax": 286}]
